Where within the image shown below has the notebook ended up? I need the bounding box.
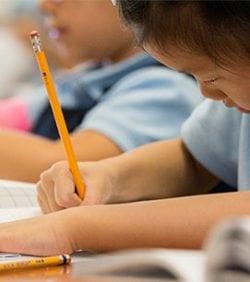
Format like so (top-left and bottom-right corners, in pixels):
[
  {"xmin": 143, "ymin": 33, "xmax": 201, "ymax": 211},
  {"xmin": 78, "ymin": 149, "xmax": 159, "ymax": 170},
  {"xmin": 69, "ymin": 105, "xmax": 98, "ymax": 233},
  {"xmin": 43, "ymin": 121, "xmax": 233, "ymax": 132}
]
[
  {"xmin": 73, "ymin": 248, "xmax": 205, "ymax": 282},
  {"xmin": 0, "ymin": 179, "xmax": 37, "ymax": 208},
  {"xmin": 0, "ymin": 207, "xmax": 41, "ymax": 223}
]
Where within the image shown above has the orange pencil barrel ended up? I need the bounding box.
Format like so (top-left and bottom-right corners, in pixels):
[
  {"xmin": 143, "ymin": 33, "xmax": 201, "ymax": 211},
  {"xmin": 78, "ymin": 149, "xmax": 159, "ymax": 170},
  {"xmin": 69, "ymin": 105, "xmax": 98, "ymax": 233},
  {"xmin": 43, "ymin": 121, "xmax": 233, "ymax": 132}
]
[
  {"xmin": 0, "ymin": 255, "xmax": 71, "ymax": 272},
  {"xmin": 30, "ymin": 31, "xmax": 85, "ymax": 199}
]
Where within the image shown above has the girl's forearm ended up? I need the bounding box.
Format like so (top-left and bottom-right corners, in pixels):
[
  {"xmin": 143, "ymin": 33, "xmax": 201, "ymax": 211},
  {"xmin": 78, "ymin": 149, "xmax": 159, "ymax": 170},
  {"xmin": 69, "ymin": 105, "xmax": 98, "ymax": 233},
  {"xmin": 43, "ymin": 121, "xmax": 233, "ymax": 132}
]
[
  {"xmin": 0, "ymin": 191, "xmax": 249, "ymax": 256},
  {"xmin": 108, "ymin": 138, "xmax": 218, "ymax": 203},
  {"xmin": 73, "ymin": 192, "xmax": 250, "ymax": 252}
]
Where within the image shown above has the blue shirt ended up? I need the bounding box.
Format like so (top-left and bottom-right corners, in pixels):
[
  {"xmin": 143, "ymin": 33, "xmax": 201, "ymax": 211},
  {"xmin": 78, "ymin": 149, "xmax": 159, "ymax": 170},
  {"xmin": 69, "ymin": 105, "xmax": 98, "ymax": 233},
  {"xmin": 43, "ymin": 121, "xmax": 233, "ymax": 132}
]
[
  {"xmin": 26, "ymin": 52, "xmax": 201, "ymax": 150},
  {"xmin": 182, "ymin": 100, "xmax": 250, "ymax": 190}
]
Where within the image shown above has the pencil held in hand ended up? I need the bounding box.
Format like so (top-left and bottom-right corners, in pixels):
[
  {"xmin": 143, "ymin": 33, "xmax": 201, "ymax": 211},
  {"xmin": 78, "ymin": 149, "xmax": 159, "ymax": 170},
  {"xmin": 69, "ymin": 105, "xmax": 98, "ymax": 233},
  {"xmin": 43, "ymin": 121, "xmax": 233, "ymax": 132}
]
[{"xmin": 30, "ymin": 30, "xmax": 85, "ymax": 199}]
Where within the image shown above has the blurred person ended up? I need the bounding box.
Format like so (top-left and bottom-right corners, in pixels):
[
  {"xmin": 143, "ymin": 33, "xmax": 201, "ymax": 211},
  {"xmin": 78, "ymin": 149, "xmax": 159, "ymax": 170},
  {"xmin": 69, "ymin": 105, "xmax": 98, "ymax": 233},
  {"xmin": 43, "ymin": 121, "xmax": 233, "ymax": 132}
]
[
  {"xmin": 0, "ymin": 0, "xmax": 70, "ymax": 98},
  {"xmin": 0, "ymin": 0, "xmax": 43, "ymax": 98},
  {"xmin": 0, "ymin": 0, "xmax": 200, "ymax": 183}
]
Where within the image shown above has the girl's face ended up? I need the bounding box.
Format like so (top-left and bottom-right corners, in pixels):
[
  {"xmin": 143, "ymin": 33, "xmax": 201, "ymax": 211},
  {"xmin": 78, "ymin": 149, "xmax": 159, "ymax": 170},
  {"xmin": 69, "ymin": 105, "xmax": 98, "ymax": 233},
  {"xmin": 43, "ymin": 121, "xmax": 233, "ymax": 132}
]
[
  {"xmin": 145, "ymin": 45, "xmax": 250, "ymax": 113},
  {"xmin": 39, "ymin": 0, "xmax": 136, "ymax": 64}
]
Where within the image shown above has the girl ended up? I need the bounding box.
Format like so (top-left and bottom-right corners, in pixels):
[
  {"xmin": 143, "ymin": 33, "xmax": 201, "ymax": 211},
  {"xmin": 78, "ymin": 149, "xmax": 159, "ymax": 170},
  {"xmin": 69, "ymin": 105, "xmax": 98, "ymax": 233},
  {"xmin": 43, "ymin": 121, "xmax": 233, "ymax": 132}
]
[{"xmin": 0, "ymin": 1, "xmax": 247, "ymax": 256}]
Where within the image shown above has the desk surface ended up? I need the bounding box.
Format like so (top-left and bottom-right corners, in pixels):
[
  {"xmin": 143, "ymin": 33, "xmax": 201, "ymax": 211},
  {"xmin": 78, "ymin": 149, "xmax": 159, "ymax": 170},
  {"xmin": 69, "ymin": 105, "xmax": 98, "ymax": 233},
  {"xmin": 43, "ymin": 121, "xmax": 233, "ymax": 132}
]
[{"xmin": 0, "ymin": 264, "xmax": 175, "ymax": 282}]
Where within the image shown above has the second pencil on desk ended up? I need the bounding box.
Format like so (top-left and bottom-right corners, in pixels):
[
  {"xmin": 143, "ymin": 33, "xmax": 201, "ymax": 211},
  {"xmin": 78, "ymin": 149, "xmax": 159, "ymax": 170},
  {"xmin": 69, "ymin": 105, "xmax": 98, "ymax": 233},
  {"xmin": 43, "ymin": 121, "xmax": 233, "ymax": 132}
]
[{"xmin": 0, "ymin": 254, "xmax": 71, "ymax": 272}]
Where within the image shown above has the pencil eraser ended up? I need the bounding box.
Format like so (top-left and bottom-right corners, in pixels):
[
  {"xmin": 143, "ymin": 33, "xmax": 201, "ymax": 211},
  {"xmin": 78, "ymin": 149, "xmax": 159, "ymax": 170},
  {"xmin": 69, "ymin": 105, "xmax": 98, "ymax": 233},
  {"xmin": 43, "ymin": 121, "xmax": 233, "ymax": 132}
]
[{"xmin": 30, "ymin": 30, "xmax": 39, "ymax": 38}]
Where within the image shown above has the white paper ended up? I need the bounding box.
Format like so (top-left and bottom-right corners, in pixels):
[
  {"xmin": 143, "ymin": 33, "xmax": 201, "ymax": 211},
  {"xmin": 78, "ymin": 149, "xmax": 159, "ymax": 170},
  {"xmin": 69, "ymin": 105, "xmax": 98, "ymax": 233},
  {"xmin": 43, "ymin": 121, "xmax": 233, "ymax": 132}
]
[
  {"xmin": 0, "ymin": 207, "xmax": 41, "ymax": 223},
  {"xmin": 0, "ymin": 180, "xmax": 37, "ymax": 208},
  {"xmin": 73, "ymin": 249, "xmax": 205, "ymax": 282}
]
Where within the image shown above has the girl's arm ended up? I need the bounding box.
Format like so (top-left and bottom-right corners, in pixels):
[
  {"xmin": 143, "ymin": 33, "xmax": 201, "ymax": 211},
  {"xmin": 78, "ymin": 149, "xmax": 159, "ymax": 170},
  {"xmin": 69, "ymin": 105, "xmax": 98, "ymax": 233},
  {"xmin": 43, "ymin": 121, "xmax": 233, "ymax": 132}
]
[
  {"xmin": 0, "ymin": 191, "xmax": 249, "ymax": 256},
  {"xmin": 106, "ymin": 138, "xmax": 219, "ymax": 202},
  {"xmin": 38, "ymin": 138, "xmax": 219, "ymax": 211}
]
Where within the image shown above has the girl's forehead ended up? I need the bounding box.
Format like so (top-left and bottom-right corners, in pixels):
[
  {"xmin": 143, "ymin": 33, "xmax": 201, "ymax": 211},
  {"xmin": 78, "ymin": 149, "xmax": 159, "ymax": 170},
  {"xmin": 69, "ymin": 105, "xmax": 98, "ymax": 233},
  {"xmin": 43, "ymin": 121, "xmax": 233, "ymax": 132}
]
[
  {"xmin": 146, "ymin": 43, "xmax": 214, "ymax": 72},
  {"xmin": 149, "ymin": 42, "xmax": 250, "ymax": 77}
]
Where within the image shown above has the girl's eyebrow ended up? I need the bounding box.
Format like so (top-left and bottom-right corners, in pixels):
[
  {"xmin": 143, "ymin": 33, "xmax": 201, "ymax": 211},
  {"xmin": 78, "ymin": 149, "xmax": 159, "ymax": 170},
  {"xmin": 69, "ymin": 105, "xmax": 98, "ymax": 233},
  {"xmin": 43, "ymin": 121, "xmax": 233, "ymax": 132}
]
[
  {"xmin": 172, "ymin": 66, "xmax": 193, "ymax": 74},
  {"xmin": 178, "ymin": 70, "xmax": 190, "ymax": 75}
]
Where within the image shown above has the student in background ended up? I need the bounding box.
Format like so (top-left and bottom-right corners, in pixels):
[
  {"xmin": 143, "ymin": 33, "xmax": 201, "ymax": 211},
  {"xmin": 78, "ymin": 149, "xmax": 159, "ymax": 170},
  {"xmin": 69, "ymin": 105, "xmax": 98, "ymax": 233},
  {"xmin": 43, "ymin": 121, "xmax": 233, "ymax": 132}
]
[
  {"xmin": 0, "ymin": 0, "xmax": 200, "ymax": 183},
  {"xmin": 0, "ymin": 0, "xmax": 68, "ymax": 98},
  {"xmin": 0, "ymin": 0, "xmax": 43, "ymax": 98}
]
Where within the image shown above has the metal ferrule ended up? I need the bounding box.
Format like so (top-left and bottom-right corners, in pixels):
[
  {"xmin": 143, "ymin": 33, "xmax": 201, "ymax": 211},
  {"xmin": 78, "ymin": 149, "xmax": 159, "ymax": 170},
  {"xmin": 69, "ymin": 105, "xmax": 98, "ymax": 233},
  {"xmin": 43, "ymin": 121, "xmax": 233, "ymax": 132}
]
[{"xmin": 31, "ymin": 34, "xmax": 42, "ymax": 53}]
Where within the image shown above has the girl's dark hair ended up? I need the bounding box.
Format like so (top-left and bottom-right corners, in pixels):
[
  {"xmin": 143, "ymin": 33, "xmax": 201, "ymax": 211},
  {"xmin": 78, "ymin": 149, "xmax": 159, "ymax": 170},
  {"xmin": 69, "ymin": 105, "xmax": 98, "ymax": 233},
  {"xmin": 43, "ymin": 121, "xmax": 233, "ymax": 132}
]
[{"xmin": 117, "ymin": 0, "xmax": 250, "ymax": 66}]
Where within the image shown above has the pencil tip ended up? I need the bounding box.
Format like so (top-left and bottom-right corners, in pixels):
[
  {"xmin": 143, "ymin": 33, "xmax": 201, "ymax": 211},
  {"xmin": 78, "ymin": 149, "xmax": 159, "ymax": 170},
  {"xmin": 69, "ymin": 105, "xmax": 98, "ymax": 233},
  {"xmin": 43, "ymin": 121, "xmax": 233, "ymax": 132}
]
[{"xmin": 30, "ymin": 30, "xmax": 39, "ymax": 38}]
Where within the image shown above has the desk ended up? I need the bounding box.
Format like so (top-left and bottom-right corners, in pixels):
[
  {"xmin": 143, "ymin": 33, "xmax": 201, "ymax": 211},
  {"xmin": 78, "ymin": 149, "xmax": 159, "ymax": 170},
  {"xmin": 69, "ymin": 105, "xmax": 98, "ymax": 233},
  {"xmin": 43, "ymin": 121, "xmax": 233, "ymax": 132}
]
[{"xmin": 0, "ymin": 264, "xmax": 175, "ymax": 282}]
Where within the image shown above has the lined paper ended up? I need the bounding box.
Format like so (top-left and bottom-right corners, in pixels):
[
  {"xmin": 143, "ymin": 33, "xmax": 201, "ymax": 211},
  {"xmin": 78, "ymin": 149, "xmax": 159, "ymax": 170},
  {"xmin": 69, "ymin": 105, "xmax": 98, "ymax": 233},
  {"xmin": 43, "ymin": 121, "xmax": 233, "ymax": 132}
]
[
  {"xmin": 0, "ymin": 180, "xmax": 37, "ymax": 208},
  {"xmin": 0, "ymin": 207, "xmax": 41, "ymax": 223}
]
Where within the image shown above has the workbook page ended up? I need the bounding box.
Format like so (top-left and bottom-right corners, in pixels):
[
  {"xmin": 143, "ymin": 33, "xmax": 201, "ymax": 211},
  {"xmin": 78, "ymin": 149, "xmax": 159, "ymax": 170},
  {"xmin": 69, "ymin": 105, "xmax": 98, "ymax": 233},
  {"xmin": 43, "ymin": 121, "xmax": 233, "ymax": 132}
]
[
  {"xmin": 73, "ymin": 249, "xmax": 205, "ymax": 282},
  {"xmin": 0, "ymin": 180, "xmax": 37, "ymax": 208},
  {"xmin": 0, "ymin": 207, "xmax": 41, "ymax": 223}
]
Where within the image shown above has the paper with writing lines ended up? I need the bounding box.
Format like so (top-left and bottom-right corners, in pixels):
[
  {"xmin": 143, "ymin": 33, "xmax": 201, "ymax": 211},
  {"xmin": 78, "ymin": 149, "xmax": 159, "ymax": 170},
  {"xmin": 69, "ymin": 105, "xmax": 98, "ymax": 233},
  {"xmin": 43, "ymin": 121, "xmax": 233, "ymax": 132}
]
[{"xmin": 0, "ymin": 180, "xmax": 37, "ymax": 208}]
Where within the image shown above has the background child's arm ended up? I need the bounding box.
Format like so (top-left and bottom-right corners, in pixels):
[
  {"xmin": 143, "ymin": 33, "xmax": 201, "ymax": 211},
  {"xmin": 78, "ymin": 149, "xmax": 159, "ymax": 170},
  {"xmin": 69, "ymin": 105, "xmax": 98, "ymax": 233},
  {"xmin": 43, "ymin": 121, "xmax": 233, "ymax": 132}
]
[{"xmin": 0, "ymin": 129, "xmax": 122, "ymax": 183}]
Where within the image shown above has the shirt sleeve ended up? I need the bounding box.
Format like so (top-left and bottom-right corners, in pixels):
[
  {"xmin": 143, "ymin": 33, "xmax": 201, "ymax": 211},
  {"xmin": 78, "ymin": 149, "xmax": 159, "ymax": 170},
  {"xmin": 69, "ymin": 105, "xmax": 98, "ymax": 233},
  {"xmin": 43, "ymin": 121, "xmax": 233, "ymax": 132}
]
[
  {"xmin": 181, "ymin": 100, "xmax": 242, "ymax": 187},
  {"xmin": 0, "ymin": 96, "xmax": 32, "ymax": 131},
  {"xmin": 80, "ymin": 66, "xmax": 202, "ymax": 151}
]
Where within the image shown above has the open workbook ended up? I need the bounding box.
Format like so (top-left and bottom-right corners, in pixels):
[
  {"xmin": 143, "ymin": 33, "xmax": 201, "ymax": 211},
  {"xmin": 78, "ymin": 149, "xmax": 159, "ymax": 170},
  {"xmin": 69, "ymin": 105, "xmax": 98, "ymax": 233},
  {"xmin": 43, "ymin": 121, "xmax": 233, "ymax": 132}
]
[
  {"xmin": 0, "ymin": 179, "xmax": 40, "ymax": 222},
  {"xmin": 0, "ymin": 179, "xmax": 37, "ymax": 208},
  {"xmin": 73, "ymin": 249, "xmax": 205, "ymax": 282}
]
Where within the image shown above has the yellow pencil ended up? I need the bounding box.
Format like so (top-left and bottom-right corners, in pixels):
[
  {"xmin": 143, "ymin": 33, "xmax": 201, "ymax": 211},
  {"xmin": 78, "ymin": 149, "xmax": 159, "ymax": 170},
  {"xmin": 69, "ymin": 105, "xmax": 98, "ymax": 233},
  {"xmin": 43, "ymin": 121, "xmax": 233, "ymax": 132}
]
[
  {"xmin": 0, "ymin": 254, "xmax": 71, "ymax": 272},
  {"xmin": 30, "ymin": 30, "xmax": 85, "ymax": 199}
]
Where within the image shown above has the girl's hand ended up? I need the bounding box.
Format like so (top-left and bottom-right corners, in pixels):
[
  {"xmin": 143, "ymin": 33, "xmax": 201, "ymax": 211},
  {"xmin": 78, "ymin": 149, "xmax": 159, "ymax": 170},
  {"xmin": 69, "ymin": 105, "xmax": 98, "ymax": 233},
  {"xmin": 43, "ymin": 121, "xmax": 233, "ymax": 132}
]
[{"xmin": 37, "ymin": 160, "xmax": 117, "ymax": 214}]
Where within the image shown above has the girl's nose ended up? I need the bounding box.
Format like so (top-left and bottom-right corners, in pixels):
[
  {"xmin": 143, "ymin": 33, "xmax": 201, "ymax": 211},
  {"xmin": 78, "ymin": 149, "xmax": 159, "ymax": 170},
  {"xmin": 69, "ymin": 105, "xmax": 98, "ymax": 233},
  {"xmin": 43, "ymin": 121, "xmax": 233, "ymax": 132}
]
[{"xmin": 222, "ymin": 97, "xmax": 236, "ymax": 108}]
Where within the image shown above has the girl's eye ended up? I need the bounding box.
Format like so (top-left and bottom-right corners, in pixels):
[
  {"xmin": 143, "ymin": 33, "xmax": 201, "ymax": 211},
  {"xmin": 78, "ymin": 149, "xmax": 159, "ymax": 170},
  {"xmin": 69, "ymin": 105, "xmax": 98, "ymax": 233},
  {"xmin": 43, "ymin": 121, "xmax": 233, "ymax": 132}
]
[{"xmin": 203, "ymin": 78, "xmax": 218, "ymax": 84}]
